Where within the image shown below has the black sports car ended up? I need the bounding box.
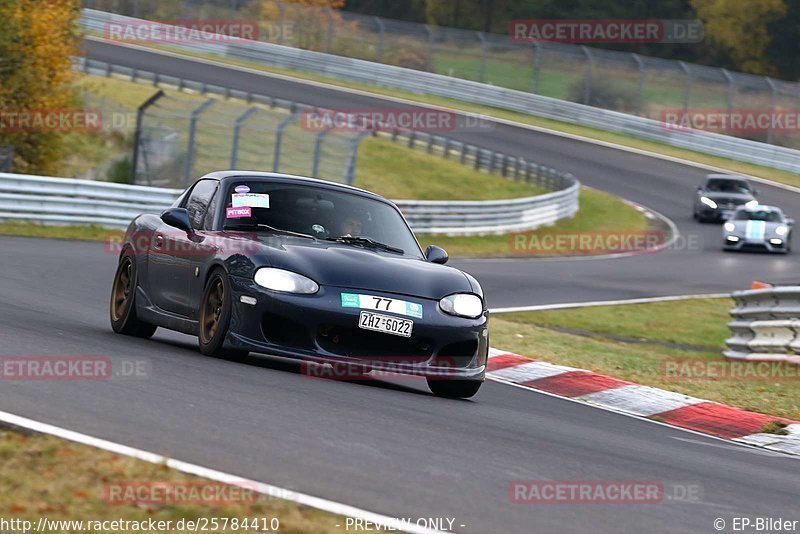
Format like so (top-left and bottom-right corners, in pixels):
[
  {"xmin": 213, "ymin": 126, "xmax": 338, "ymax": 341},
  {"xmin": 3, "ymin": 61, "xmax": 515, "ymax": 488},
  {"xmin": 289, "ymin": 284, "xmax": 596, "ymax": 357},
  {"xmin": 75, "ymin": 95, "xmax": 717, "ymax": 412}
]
[
  {"xmin": 110, "ymin": 172, "xmax": 488, "ymax": 398},
  {"xmin": 693, "ymin": 174, "xmax": 758, "ymax": 222}
]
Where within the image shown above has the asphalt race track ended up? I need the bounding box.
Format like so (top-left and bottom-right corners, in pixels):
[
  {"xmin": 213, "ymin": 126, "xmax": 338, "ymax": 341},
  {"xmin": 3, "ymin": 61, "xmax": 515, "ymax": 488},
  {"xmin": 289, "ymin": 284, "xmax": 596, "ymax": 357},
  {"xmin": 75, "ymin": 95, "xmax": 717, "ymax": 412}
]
[
  {"xmin": 1, "ymin": 236, "xmax": 799, "ymax": 534},
  {"xmin": 2, "ymin": 40, "xmax": 799, "ymax": 534},
  {"xmin": 84, "ymin": 39, "xmax": 800, "ymax": 307}
]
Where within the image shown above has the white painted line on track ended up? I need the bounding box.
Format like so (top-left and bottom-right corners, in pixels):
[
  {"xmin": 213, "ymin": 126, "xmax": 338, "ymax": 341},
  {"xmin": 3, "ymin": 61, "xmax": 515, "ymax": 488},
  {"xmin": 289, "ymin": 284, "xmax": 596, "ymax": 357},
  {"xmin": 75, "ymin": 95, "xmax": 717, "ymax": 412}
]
[
  {"xmin": 490, "ymin": 293, "xmax": 731, "ymax": 314},
  {"xmin": 0, "ymin": 410, "xmax": 446, "ymax": 534}
]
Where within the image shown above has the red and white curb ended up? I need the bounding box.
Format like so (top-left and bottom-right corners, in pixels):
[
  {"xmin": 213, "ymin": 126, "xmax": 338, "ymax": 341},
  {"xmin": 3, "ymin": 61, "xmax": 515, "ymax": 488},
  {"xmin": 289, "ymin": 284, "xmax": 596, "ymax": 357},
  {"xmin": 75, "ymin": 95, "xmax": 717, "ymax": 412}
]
[{"xmin": 486, "ymin": 348, "xmax": 800, "ymax": 456}]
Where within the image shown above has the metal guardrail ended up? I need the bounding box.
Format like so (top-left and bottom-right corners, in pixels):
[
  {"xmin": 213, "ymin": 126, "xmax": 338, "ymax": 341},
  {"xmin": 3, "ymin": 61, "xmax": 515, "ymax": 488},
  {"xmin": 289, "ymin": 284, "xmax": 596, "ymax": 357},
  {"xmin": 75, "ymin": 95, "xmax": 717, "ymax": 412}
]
[
  {"xmin": 0, "ymin": 172, "xmax": 579, "ymax": 235},
  {"xmin": 81, "ymin": 2, "xmax": 800, "ymax": 150},
  {"xmin": 79, "ymin": 10, "xmax": 800, "ymax": 174},
  {"xmin": 725, "ymin": 287, "xmax": 800, "ymax": 364}
]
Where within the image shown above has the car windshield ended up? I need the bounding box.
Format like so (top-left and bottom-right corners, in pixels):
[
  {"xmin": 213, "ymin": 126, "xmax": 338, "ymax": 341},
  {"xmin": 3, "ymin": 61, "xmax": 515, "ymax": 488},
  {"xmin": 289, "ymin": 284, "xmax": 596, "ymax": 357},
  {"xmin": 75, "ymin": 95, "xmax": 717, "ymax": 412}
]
[
  {"xmin": 221, "ymin": 179, "xmax": 423, "ymax": 258},
  {"xmin": 706, "ymin": 178, "xmax": 751, "ymax": 194},
  {"xmin": 734, "ymin": 209, "xmax": 783, "ymax": 222}
]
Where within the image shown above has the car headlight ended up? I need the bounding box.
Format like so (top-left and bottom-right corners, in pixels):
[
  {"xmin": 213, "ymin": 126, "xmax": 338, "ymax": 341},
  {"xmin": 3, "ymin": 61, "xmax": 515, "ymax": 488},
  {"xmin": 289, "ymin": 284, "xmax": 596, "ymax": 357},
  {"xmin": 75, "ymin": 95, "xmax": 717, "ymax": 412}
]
[
  {"xmin": 775, "ymin": 225, "xmax": 788, "ymax": 236},
  {"xmin": 254, "ymin": 268, "xmax": 319, "ymax": 294},
  {"xmin": 724, "ymin": 222, "xmax": 735, "ymax": 232},
  {"xmin": 745, "ymin": 200, "xmax": 758, "ymax": 209},
  {"xmin": 700, "ymin": 196, "xmax": 717, "ymax": 209},
  {"xmin": 439, "ymin": 293, "xmax": 483, "ymax": 319}
]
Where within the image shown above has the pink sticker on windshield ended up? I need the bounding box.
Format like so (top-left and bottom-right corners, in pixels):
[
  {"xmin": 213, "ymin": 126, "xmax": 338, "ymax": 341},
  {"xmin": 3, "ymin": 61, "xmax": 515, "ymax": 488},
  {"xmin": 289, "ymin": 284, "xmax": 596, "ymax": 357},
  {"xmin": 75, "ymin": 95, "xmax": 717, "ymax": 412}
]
[{"xmin": 226, "ymin": 206, "xmax": 252, "ymax": 219}]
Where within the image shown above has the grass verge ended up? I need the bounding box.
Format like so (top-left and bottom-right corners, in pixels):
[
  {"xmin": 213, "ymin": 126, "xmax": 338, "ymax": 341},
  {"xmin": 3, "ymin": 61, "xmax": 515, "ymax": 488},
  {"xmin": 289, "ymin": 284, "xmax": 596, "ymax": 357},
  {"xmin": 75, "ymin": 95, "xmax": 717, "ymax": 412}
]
[
  {"xmin": 109, "ymin": 40, "xmax": 800, "ymax": 188},
  {"xmin": 491, "ymin": 297, "xmax": 800, "ymax": 420},
  {"xmin": 0, "ymin": 222, "xmax": 121, "ymax": 242},
  {"xmin": 354, "ymin": 136, "xmax": 543, "ymax": 200},
  {"xmin": 419, "ymin": 187, "xmax": 649, "ymax": 257},
  {"xmin": 0, "ymin": 427, "xmax": 347, "ymax": 533}
]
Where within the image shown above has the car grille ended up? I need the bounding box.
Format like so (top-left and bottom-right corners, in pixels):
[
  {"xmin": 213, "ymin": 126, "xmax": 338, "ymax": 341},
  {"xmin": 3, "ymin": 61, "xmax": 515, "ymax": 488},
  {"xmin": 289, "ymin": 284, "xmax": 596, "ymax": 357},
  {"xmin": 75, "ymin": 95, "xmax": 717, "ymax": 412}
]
[{"xmin": 316, "ymin": 324, "xmax": 434, "ymax": 362}]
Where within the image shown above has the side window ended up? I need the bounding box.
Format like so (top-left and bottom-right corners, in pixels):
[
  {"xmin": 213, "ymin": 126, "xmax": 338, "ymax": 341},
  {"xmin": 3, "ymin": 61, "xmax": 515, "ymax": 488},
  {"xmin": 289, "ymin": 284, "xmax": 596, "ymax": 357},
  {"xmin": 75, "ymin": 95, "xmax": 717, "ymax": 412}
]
[{"xmin": 185, "ymin": 180, "xmax": 218, "ymax": 230}]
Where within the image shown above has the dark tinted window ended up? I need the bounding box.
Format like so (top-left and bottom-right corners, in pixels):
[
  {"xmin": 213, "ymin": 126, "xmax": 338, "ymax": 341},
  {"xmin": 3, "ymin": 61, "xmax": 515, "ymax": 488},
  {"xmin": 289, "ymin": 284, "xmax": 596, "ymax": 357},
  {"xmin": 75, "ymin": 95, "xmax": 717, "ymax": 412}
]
[
  {"xmin": 222, "ymin": 180, "xmax": 422, "ymax": 257},
  {"xmin": 734, "ymin": 209, "xmax": 783, "ymax": 222},
  {"xmin": 185, "ymin": 180, "xmax": 218, "ymax": 230},
  {"xmin": 706, "ymin": 178, "xmax": 751, "ymax": 194}
]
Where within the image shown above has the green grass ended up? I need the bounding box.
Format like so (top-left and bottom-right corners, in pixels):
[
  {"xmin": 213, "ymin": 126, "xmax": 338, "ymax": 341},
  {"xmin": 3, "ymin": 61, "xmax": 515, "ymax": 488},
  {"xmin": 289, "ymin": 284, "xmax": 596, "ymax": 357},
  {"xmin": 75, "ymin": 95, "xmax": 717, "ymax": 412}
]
[
  {"xmin": 0, "ymin": 428, "xmax": 348, "ymax": 533},
  {"xmin": 491, "ymin": 297, "xmax": 800, "ymax": 420},
  {"xmin": 419, "ymin": 186, "xmax": 649, "ymax": 257},
  {"xmin": 354, "ymin": 136, "xmax": 543, "ymax": 200},
  {"xmin": 117, "ymin": 40, "xmax": 800, "ymax": 188},
  {"xmin": 0, "ymin": 222, "xmax": 121, "ymax": 241}
]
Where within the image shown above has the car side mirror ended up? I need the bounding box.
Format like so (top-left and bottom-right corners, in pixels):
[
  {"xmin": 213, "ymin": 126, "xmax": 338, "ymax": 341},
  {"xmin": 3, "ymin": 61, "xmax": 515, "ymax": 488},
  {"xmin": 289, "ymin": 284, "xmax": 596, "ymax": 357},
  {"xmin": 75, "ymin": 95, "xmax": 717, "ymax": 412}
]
[
  {"xmin": 425, "ymin": 245, "xmax": 449, "ymax": 264},
  {"xmin": 753, "ymin": 189, "xmax": 759, "ymax": 196},
  {"xmin": 787, "ymin": 218, "xmax": 795, "ymax": 226},
  {"xmin": 161, "ymin": 208, "xmax": 193, "ymax": 233}
]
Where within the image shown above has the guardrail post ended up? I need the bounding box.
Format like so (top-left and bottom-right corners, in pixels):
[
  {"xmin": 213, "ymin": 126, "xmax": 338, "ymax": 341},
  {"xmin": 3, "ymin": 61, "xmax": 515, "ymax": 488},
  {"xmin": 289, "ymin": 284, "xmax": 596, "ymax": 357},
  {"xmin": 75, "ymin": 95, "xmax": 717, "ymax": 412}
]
[
  {"xmin": 325, "ymin": 8, "xmax": 334, "ymax": 54},
  {"xmin": 183, "ymin": 98, "xmax": 216, "ymax": 186},
  {"xmin": 580, "ymin": 46, "xmax": 593, "ymax": 105},
  {"xmin": 721, "ymin": 69, "xmax": 734, "ymax": 135},
  {"xmin": 230, "ymin": 107, "xmax": 259, "ymax": 170},
  {"xmin": 375, "ymin": 17, "xmax": 385, "ymax": 62},
  {"xmin": 477, "ymin": 32, "xmax": 488, "ymax": 83},
  {"xmin": 273, "ymin": 110, "xmax": 299, "ymax": 173},
  {"xmin": 131, "ymin": 89, "xmax": 165, "ymax": 185},
  {"xmin": 312, "ymin": 127, "xmax": 333, "ymax": 177},
  {"xmin": 425, "ymin": 25, "xmax": 435, "ymax": 72},
  {"xmin": 632, "ymin": 53, "xmax": 645, "ymax": 116},
  {"xmin": 530, "ymin": 42, "xmax": 542, "ymax": 94},
  {"xmin": 765, "ymin": 77, "xmax": 778, "ymax": 145},
  {"xmin": 679, "ymin": 61, "xmax": 692, "ymax": 118}
]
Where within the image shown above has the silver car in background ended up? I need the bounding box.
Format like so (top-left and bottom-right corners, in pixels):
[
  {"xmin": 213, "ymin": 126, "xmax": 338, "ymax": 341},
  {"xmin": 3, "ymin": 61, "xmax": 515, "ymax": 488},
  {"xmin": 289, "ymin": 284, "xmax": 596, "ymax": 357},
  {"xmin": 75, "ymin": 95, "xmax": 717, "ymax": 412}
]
[{"xmin": 723, "ymin": 205, "xmax": 794, "ymax": 254}]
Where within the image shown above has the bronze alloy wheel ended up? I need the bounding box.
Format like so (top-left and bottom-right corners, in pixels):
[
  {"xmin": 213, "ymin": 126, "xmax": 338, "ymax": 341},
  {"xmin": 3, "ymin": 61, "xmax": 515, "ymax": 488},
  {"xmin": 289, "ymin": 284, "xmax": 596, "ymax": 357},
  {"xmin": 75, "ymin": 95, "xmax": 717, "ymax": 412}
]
[
  {"xmin": 109, "ymin": 253, "xmax": 157, "ymax": 338},
  {"xmin": 111, "ymin": 257, "xmax": 133, "ymax": 322},
  {"xmin": 200, "ymin": 276, "xmax": 225, "ymax": 344}
]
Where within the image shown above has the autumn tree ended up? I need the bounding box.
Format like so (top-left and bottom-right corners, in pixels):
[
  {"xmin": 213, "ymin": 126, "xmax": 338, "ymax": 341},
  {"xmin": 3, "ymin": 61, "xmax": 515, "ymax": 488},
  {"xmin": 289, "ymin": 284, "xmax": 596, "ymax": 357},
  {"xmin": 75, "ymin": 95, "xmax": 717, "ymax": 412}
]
[
  {"xmin": 0, "ymin": 0, "xmax": 81, "ymax": 174},
  {"xmin": 691, "ymin": 0, "xmax": 787, "ymax": 75},
  {"xmin": 258, "ymin": 0, "xmax": 345, "ymax": 50}
]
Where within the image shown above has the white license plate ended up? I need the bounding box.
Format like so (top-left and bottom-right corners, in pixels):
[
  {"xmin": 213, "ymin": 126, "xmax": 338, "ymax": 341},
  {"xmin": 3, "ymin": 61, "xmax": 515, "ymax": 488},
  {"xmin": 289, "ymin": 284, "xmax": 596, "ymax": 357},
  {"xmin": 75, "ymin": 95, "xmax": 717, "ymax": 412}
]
[{"xmin": 358, "ymin": 311, "xmax": 413, "ymax": 338}]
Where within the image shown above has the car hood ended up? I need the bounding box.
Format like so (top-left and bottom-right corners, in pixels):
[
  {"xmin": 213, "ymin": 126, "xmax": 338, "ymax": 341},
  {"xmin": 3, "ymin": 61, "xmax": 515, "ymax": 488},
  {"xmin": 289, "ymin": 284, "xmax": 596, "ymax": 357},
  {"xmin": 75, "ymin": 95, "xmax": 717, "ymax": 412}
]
[
  {"xmin": 703, "ymin": 191, "xmax": 755, "ymax": 203},
  {"xmin": 727, "ymin": 220, "xmax": 783, "ymax": 236},
  {"xmin": 223, "ymin": 234, "xmax": 475, "ymax": 300}
]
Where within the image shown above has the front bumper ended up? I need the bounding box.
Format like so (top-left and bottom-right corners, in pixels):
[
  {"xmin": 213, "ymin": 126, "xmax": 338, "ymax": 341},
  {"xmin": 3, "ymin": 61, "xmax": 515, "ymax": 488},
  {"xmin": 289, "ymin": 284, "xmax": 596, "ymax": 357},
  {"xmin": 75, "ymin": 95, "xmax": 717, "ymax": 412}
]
[
  {"xmin": 225, "ymin": 276, "xmax": 488, "ymax": 380},
  {"xmin": 723, "ymin": 235, "xmax": 788, "ymax": 253},
  {"xmin": 699, "ymin": 206, "xmax": 738, "ymax": 221}
]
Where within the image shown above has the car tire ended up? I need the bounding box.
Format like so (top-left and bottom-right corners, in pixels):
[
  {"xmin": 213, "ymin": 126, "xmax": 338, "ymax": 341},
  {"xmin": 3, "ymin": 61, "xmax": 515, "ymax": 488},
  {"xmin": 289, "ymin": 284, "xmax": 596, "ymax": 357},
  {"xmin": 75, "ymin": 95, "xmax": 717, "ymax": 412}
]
[
  {"xmin": 427, "ymin": 378, "xmax": 482, "ymax": 399},
  {"xmin": 198, "ymin": 268, "xmax": 247, "ymax": 358},
  {"xmin": 110, "ymin": 252, "xmax": 157, "ymax": 339}
]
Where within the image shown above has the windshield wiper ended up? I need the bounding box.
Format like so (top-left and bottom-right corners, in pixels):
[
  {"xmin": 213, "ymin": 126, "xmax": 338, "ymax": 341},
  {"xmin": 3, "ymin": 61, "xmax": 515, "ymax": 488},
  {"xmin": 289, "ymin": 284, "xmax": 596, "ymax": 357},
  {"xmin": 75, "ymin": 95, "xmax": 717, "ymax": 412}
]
[
  {"xmin": 223, "ymin": 223, "xmax": 316, "ymax": 240},
  {"xmin": 325, "ymin": 235, "xmax": 404, "ymax": 254}
]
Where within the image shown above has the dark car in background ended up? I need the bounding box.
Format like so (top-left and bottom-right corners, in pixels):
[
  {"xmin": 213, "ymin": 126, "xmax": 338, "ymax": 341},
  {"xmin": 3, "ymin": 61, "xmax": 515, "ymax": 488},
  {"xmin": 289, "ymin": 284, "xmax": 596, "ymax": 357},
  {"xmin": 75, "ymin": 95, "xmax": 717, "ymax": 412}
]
[
  {"xmin": 723, "ymin": 205, "xmax": 794, "ymax": 253},
  {"xmin": 694, "ymin": 174, "xmax": 758, "ymax": 222},
  {"xmin": 109, "ymin": 172, "xmax": 488, "ymax": 398}
]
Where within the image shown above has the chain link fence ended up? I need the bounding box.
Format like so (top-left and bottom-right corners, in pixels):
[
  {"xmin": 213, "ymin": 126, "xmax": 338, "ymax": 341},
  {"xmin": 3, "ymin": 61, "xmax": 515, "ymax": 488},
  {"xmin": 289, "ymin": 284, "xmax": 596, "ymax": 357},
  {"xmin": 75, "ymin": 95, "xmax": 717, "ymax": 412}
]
[{"xmin": 82, "ymin": 0, "xmax": 800, "ymax": 149}]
